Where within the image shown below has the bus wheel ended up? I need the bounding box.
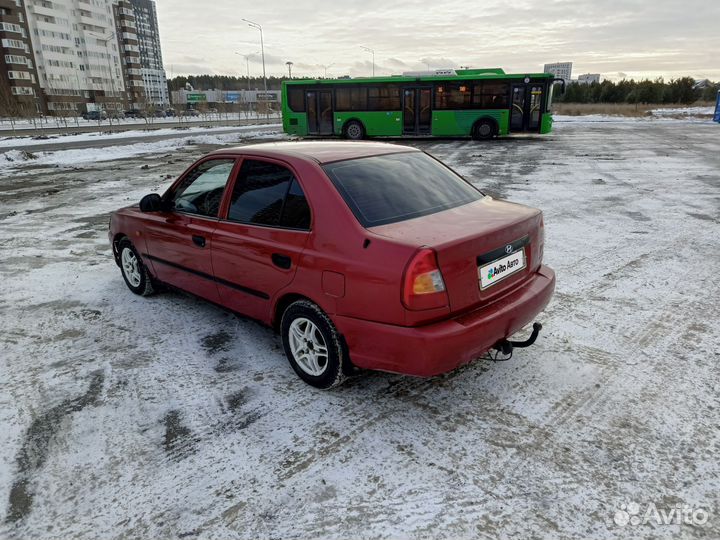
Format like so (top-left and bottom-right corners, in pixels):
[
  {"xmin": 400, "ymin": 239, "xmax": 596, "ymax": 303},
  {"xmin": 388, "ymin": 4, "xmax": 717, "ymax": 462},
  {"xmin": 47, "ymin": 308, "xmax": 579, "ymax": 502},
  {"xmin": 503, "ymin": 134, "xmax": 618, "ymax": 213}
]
[
  {"xmin": 344, "ymin": 121, "xmax": 365, "ymax": 140},
  {"xmin": 473, "ymin": 119, "xmax": 496, "ymax": 140}
]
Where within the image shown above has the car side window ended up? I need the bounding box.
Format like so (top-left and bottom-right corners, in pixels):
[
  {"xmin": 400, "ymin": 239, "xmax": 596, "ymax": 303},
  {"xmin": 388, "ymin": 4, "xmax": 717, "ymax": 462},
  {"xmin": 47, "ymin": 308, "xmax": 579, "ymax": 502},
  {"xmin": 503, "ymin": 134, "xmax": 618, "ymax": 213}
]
[
  {"xmin": 171, "ymin": 159, "xmax": 235, "ymax": 217},
  {"xmin": 228, "ymin": 159, "xmax": 311, "ymax": 230}
]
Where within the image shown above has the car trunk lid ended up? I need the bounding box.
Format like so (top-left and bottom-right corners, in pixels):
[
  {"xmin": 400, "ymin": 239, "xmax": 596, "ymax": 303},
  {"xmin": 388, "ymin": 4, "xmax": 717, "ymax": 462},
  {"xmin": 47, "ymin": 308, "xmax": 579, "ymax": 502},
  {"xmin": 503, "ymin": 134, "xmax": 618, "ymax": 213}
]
[{"xmin": 370, "ymin": 196, "xmax": 543, "ymax": 315}]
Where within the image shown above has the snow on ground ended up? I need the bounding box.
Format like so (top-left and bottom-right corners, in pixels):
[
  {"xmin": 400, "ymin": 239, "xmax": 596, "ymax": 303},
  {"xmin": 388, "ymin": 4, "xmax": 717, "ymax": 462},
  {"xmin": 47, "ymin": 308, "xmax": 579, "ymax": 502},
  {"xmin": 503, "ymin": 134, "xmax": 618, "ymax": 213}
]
[
  {"xmin": 0, "ymin": 124, "xmax": 282, "ymax": 149},
  {"xmin": 1, "ymin": 118, "xmax": 719, "ymax": 540},
  {"xmin": 0, "ymin": 126, "xmax": 282, "ymax": 171},
  {"xmin": 554, "ymin": 113, "xmax": 713, "ymax": 123},
  {"xmin": 649, "ymin": 106, "xmax": 714, "ymax": 117}
]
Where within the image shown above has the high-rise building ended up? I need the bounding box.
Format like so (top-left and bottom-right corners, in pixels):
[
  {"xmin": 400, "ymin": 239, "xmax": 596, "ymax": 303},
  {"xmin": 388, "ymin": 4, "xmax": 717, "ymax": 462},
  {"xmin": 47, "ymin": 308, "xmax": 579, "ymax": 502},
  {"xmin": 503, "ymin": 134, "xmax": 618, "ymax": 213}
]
[
  {"xmin": 0, "ymin": 0, "xmax": 162, "ymax": 115},
  {"xmin": 128, "ymin": 0, "xmax": 167, "ymax": 106},
  {"xmin": 543, "ymin": 62, "xmax": 573, "ymax": 84},
  {"xmin": 113, "ymin": 0, "xmax": 144, "ymax": 108},
  {"xmin": 0, "ymin": 0, "xmax": 42, "ymax": 114},
  {"xmin": 23, "ymin": 0, "xmax": 130, "ymax": 114}
]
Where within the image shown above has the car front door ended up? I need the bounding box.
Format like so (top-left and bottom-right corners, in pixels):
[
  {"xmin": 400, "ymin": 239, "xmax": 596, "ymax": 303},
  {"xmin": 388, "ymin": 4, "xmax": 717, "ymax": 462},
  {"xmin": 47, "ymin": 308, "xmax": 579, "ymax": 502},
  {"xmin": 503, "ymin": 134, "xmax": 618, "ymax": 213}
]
[
  {"xmin": 142, "ymin": 157, "xmax": 237, "ymax": 303},
  {"xmin": 211, "ymin": 157, "xmax": 312, "ymax": 323}
]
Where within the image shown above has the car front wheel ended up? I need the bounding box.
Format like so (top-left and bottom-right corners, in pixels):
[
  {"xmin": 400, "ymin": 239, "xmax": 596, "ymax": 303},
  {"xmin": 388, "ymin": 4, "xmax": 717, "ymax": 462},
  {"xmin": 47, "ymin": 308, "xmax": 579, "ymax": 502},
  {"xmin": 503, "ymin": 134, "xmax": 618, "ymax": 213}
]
[
  {"xmin": 280, "ymin": 300, "xmax": 347, "ymax": 389},
  {"xmin": 118, "ymin": 239, "xmax": 155, "ymax": 296}
]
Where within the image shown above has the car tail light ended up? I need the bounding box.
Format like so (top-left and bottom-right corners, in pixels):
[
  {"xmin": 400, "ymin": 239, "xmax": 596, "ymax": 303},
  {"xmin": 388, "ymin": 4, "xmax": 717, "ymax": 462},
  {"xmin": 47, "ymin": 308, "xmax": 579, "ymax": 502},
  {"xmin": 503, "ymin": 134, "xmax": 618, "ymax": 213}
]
[{"xmin": 402, "ymin": 248, "xmax": 449, "ymax": 311}]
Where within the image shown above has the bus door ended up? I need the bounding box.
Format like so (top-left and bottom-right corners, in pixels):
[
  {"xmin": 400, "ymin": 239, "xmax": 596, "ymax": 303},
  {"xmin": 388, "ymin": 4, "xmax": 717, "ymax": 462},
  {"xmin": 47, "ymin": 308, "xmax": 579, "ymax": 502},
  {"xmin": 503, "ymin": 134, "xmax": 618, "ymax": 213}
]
[
  {"xmin": 306, "ymin": 89, "xmax": 333, "ymax": 135},
  {"xmin": 403, "ymin": 87, "xmax": 432, "ymax": 135},
  {"xmin": 510, "ymin": 83, "xmax": 544, "ymax": 132}
]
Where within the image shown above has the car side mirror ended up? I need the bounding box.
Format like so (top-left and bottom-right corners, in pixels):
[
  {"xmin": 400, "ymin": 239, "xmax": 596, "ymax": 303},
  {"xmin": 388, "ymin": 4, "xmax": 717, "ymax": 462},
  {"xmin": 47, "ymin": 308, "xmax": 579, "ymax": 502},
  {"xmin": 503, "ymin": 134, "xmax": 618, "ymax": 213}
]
[{"xmin": 139, "ymin": 193, "xmax": 163, "ymax": 212}]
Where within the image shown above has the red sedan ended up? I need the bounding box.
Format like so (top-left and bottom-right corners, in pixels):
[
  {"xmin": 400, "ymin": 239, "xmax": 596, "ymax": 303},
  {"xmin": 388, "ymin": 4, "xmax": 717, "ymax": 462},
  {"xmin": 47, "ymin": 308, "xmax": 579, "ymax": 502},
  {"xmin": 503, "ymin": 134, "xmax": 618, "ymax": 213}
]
[{"xmin": 109, "ymin": 142, "xmax": 555, "ymax": 388}]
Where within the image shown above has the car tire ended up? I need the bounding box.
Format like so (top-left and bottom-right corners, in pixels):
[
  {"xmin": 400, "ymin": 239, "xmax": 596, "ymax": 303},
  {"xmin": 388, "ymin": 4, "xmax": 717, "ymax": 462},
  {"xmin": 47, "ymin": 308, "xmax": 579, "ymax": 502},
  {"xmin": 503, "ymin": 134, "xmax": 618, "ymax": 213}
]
[
  {"xmin": 344, "ymin": 121, "xmax": 365, "ymax": 140},
  {"xmin": 472, "ymin": 119, "xmax": 497, "ymax": 140},
  {"xmin": 118, "ymin": 239, "xmax": 155, "ymax": 296},
  {"xmin": 280, "ymin": 300, "xmax": 348, "ymax": 389}
]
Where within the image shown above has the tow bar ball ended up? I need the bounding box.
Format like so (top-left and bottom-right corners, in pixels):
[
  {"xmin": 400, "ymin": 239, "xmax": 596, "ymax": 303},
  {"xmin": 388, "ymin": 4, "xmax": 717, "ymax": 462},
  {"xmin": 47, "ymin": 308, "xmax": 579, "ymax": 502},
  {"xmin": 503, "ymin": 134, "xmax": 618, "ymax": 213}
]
[{"xmin": 494, "ymin": 322, "xmax": 543, "ymax": 356}]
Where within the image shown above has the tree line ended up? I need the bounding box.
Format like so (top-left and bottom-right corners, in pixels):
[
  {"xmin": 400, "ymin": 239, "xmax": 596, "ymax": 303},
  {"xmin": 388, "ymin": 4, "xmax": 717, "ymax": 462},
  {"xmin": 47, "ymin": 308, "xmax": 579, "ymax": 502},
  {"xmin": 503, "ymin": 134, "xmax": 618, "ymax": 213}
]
[
  {"xmin": 556, "ymin": 77, "xmax": 718, "ymax": 104},
  {"xmin": 168, "ymin": 75, "xmax": 286, "ymax": 92}
]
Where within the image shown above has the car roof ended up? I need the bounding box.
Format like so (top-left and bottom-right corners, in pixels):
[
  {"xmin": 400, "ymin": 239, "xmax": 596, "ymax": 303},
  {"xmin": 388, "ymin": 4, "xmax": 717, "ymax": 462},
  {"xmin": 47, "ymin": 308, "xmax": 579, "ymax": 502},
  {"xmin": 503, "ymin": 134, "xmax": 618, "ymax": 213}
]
[{"xmin": 209, "ymin": 141, "xmax": 419, "ymax": 164}]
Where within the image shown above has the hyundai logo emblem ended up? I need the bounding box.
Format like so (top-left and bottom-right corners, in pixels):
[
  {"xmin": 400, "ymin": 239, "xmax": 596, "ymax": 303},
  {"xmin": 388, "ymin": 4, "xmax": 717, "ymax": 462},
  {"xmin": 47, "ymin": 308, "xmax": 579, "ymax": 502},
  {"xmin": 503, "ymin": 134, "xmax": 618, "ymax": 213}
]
[{"xmin": 505, "ymin": 244, "xmax": 513, "ymax": 254}]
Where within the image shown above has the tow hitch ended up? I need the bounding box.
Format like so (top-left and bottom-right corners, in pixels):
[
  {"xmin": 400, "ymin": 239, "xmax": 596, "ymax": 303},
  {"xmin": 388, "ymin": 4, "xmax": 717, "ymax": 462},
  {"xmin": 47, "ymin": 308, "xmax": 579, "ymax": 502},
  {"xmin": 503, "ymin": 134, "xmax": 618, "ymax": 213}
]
[{"xmin": 490, "ymin": 322, "xmax": 543, "ymax": 360}]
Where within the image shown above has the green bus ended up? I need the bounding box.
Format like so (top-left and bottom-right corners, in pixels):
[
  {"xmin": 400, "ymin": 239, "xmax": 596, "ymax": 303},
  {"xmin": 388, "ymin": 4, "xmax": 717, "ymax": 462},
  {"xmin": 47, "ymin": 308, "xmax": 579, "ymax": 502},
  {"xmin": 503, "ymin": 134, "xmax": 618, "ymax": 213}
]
[{"xmin": 281, "ymin": 68, "xmax": 564, "ymax": 140}]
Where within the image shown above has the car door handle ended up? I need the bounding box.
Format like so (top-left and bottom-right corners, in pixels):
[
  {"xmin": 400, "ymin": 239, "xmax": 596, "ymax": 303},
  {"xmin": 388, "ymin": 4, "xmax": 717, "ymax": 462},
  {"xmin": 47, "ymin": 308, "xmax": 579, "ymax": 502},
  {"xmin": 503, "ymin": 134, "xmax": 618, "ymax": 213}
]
[
  {"xmin": 192, "ymin": 235, "xmax": 206, "ymax": 248},
  {"xmin": 272, "ymin": 253, "xmax": 292, "ymax": 269}
]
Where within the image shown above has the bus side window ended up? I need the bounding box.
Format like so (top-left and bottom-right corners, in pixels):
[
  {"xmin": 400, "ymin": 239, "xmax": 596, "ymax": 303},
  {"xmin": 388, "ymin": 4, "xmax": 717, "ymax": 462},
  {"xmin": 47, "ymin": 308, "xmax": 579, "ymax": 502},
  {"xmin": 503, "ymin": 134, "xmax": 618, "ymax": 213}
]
[
  {"xmin": 288, "ymin": 87, "xmax": 305, "ymax": 112},
  {"xmin": 473, "ymin": 83, "xmax": 509, "ymax": 108}
]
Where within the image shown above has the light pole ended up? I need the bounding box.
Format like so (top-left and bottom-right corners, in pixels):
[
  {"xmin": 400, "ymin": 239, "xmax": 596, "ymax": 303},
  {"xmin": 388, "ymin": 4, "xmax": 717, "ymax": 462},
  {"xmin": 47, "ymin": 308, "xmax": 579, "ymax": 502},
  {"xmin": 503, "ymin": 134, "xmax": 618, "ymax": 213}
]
[
  {"xmin": 286, "ymin": 61, "xmax": 293, "ymax": 78},
  {"xmin": 319, "ymin": 63, "xmax": 334, "ymax": 78},
  {"xmin": 89, "ymin": 31, "xmax": 119, "ymax": 117},
  {"xmin": 234, "ymin": 51, "xmax": 257, "ymax": 91},
  {"xmin": 242, "ymin": 19, "xmax": 267, "ymax": 95},
  {"xmin": 360, "ymin": 46, "xmax": 375, "ymax": 76}
]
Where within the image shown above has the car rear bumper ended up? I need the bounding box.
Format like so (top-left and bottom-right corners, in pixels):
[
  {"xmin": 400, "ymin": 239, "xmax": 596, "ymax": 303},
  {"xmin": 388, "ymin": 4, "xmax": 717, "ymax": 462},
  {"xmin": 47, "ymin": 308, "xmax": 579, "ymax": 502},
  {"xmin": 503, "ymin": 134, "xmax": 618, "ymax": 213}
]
[{"xmin": 334, "ymin": 265, "xmax": 555, "ymax": 377}]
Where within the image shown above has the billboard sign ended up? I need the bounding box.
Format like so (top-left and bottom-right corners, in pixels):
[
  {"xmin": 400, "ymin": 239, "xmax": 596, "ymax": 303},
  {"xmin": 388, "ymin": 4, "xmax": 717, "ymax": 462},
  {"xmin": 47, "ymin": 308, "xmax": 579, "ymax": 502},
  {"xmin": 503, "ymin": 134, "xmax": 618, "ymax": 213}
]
[
  {"xmin": 187, "ymin": 93, "xmax": 207, "ymax": 103},
  {"xmin": 714, "ymin": 91, "xmax": 720, "ymax": 123},
  {"xmin": 256, "ymin": 92, "xmax": 278, "ymax": 101},
  {"xmin": 225, "ymin": 92, "xmax": 241, "ymax": 103}
]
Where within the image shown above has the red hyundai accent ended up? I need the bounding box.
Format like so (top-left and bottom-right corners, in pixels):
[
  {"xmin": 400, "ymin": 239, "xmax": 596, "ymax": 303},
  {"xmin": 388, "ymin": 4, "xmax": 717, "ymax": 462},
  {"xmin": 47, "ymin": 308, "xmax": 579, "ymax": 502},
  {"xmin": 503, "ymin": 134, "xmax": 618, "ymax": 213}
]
[{"xmin": 109, "ymin": 142, "xmax": 555, "ymax": 388}]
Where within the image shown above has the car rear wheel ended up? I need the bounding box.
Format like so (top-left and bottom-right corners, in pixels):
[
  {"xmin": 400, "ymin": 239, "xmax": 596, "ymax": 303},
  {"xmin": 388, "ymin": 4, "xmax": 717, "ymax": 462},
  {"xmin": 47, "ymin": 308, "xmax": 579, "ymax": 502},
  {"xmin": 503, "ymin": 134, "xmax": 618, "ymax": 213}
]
[
  {"xmin": 118, "ymin": 239, "xmax": 155, "ymax": 296},
  {"xmin": 280, "ymin": 300, "xmax": 347, "ymax": 389},
  {"xmin": 344, "ymin": 121, "xmax": 365, "ymax": 140}
]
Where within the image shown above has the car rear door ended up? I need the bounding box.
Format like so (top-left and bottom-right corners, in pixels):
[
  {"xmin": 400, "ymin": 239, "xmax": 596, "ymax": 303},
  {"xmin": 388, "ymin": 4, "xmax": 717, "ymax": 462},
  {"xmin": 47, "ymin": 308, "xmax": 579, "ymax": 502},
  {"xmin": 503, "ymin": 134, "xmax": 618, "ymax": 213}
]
[
  {"xmin": 142, "ymin": 157, "xmax": 238, "ymax": 303},
  {"xmin": 211, "ymin": 157, "xmax": 312, "ymax": 323}
]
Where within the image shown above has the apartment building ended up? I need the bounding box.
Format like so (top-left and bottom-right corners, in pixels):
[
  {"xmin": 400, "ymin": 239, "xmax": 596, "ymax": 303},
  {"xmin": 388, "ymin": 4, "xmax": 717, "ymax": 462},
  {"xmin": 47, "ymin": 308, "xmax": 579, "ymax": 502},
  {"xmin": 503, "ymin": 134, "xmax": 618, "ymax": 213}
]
[
  {"xmin": 0, "ymin": 0, "xmax": 42, "ymax": 113},
  {"xmin": 113, "ymin": 0, "xmax": 143, "ymax": 108},
  {"xmin": 1, "ymin": 0, "xmax": 168, "ymax": 116},
  {"xmin": 128, "ymin": 0, "xmax": 166, "ymax": 106},
  {"xmin": 543, "ymin": 62, "xmax": 573, "ymax": 84}
]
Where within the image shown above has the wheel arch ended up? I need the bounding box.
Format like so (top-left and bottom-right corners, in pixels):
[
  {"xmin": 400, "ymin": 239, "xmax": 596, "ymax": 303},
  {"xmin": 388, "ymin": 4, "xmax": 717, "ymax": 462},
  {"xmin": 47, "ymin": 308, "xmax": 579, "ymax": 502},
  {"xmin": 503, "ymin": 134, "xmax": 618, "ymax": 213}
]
[
  {"xmin": 272, "ymin": 292, "xmax": 316, "ymax": 332},
  {"xmin": 112, "ymin": 233, "xmax": 129, "ymax": 265}
]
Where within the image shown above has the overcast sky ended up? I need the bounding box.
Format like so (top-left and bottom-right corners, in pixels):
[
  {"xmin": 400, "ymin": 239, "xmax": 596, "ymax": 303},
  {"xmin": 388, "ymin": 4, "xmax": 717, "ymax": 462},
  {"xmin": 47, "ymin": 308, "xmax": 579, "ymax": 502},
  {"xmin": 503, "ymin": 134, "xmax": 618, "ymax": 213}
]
[{"xmin": 155, "ymin": 0, "xmax": 720, "ymax": 81}]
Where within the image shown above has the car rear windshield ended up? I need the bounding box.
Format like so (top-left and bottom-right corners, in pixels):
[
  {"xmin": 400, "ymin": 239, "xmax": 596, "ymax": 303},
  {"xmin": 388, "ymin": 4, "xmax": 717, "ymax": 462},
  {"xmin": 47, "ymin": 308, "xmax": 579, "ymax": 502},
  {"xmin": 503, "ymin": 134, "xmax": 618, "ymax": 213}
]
[{"xmin": 322, "ymin": 151, "xmax": 482, "ymax": 227}]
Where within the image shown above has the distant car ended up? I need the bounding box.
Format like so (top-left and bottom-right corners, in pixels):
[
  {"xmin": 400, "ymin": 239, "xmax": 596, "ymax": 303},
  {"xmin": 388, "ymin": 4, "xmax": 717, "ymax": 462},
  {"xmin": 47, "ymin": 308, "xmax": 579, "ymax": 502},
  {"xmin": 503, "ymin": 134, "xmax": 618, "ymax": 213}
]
[
  {"xmin": 109, "ymin": 111, "xmax": 125, "ymax": 120},
  {"xmin": 164, "ymin": 109, "xmax": 176, "ymax": 117},
  {"xmin": 181, "ymin": 109, "xmax": 200, "ymax": 117},
  {"xmin": 153, "ymin": 110, "xmax": 166, "ymax": 118},
  {"xmin": 125, "ymin": 109, "xmax": 146, "ymax": 119},
  {"xmin": 83, "ymin": 110, "xmax": 107, "ymax": 121},
  {"xmin": 109, "ymin": 142, "xmax": 555, "ymax": 388}
]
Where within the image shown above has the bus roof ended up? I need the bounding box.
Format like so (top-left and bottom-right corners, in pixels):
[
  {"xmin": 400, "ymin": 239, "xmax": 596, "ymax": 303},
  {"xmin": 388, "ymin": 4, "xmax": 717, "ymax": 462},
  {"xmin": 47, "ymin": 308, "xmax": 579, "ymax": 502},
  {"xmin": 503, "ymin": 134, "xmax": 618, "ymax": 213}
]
[{"xmin": 283, "ymin": 69, "xmax": 554, "ymax": 86}]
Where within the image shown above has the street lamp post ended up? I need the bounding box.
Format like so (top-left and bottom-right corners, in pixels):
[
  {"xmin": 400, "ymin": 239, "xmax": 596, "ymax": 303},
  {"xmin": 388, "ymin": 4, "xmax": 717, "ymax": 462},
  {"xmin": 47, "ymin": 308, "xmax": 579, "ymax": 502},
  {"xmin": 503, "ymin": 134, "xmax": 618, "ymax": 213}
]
[
  {"xmin": 89, "ymin": 31, "xmax": 119, "ymax": 123},
  {"xmin": 360, "ymin": 46, "xmax": 375, "ymax": 76},
  {"xmin": 286, "ymin": 61, "xmax": 293, "ymax": 78},
  {"xmin": 319, "ymin": 63, "xmax": 334, "ymax": 78},
  {"xmin": 234, "ymin": 51, "xmax": 257, "ymax": 91},
  {"xmin": 242, "ymin": 18, "xmax": 267, "ymax": 95}
]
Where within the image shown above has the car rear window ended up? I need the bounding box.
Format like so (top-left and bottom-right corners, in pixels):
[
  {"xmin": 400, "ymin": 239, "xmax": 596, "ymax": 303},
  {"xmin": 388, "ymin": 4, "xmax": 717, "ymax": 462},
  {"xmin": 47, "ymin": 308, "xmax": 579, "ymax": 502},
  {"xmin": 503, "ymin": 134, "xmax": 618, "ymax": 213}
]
[{"xmin": 322, "ymin": 152, "xmax": 482, "ymax": 227}]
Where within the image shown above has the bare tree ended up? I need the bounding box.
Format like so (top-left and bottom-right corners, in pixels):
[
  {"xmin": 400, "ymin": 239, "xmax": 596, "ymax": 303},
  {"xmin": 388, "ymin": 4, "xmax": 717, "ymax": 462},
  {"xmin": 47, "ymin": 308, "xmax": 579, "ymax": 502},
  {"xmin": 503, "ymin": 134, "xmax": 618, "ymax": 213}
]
[{"xmin": 0, "ymin": 84, "xmax": 21, "ymax": 136}]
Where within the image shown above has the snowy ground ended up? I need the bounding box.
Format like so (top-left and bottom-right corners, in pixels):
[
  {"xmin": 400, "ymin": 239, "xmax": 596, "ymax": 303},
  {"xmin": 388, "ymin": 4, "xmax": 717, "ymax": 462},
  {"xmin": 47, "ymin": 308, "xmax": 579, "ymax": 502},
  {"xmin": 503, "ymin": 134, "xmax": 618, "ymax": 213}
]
[{"xmin": 1, "ymin": 118, "xmax": 719, "ymax": 540}]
